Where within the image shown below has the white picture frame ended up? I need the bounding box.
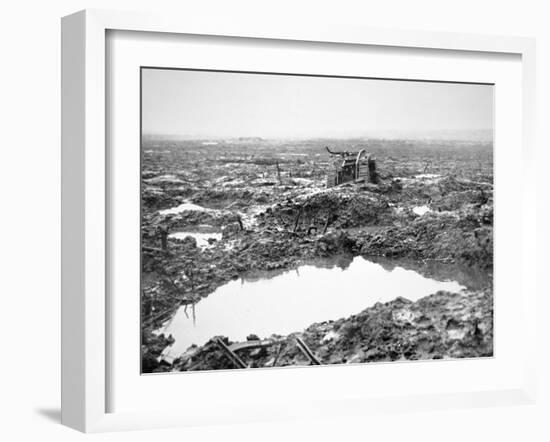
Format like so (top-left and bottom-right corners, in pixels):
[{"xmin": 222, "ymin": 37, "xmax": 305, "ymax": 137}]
[{"xmin": 61, "ymin": 9, "xmax": 537, "ymax": 433}]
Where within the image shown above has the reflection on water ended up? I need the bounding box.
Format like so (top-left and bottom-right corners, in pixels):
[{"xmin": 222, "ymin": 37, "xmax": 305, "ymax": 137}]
[
  {"xmin": 158, "ymin": 256, "xmax": 484, "ymax": 358},
  {"xmin": 413, "ymin": 205, "xmax": 431, "ymax": 216},
  {"xmin": 168, "ymin": 232, "xmax": 222, "ymax": 249},
  {"xmin": 159, "ymin": 202, "xmax": 213, "ymax": 216},
  {"xmin": 415, "ymin": 173, "xmax": 441, "ymax": 179},
  {"xmin": 370, "ymin": 256, "xmax": 490, "ymax": 292}
]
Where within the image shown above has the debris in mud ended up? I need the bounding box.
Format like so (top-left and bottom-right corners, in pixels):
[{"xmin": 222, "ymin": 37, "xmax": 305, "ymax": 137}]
[
  {"xmin": 325, "ymin": 145, "xmax": 378, "ymax": 186},
  {"xmin": 140, "ymin": 134, "xmax": 493, "ymax": 374}
]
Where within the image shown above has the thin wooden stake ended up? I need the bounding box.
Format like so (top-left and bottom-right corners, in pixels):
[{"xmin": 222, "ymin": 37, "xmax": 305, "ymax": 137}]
[
  {"xmin": 322, "ymin": 213, "xmax": 331, "ymax": 234},
  {"xmin": 272, "ymin": 343, "xmax": 285, "ymax": 367},
  {"xmin": 293, "ymin": 208, "xmax": 303, "ymax": 233},
  {"xmin": 276, "ymin": 161, "xmax": 282, "ymax": 185}
]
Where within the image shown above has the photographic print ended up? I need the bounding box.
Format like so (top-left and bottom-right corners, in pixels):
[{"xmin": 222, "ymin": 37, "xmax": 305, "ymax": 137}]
[{"xmin": 140, "ymin": 68, "xmax": 493, "ymax": 374}]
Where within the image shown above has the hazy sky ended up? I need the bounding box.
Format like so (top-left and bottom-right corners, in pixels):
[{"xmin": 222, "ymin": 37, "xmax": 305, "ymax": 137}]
[{"xmin": 142, "ymin": 68, "xmax": 493, "ymax": 139}]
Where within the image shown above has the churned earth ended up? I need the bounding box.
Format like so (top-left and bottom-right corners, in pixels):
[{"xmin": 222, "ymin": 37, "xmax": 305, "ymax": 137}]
[{"xmin": 140, "ymin": 137, "xmax": 493, "ymax": 373}]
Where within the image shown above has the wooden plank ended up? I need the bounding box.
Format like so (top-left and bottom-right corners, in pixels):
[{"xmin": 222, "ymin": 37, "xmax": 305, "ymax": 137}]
[
  {"xmin": 293, "ymin": 207, "xmax": 303, "ymax": 233},
  {"xmin": 228, "ymin": 339, "xmax": 275, "ymax": 353},
  {"xmin": 215, "ymin": 337, "xmax": 247, "ymax": 369},
  {"xmin": 295, "ymin": 337, "xmax": 321, "ymax": 365}
]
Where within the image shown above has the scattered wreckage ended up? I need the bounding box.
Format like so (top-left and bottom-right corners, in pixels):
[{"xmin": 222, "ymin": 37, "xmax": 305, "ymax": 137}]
[
  {"xmin": 140, "ymin": 139, "xmax": 494, "ymax": 372},
  {"xmin": 325, "ymin": 146, "xmax": 377, "ymax": 186}
]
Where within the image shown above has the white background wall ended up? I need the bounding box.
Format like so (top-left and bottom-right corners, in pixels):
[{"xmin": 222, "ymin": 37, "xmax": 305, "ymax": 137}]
[{"xmin": 0, "ymin": 1, "xmax": 547, "ymax": 440}]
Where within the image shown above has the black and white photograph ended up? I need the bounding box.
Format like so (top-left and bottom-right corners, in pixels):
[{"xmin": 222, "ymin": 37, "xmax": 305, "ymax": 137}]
[
  {"xmin": 2, "ymin": 0, "xmax": 547, "ymax": 438},
  {"xmin": 140, "ymin": 68, "xmax": 494, "ymax": 373}
]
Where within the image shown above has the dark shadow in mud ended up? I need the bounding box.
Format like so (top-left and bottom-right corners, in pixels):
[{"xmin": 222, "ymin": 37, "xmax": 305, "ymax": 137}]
[
  {"xmin": 367, "ymin": 256, "xmax": 492, "ymax": 291},
  {"xmin": 242, "ymin": 253, "xmax": 490, "ymax": 291}
]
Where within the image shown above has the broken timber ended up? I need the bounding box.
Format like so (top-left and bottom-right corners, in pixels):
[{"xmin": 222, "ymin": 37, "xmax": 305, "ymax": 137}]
[
  {"xmin": 325, "ymin": 145, "xmax": 377, "ymax": 186},
  {"xmin": 275, "ymin": 161, "xmax": 282, "ymax": 185},
  {"xmin": 142, "ymin": 246, "xmax": 166, "ymax": 254},
  {"xmin": 295, "ymin": 337, "xmax": 321, "ymax": 365},
  {"xmin": 293, "ymin": 207, "xmax": 303, "ymax": 233},
  {"xmin": 215, "ymin": 337, "xmax": 248, "ymax": 369},
  {"xmin": 228, "ymin": 339, "xmax": 275, "ymax": 353}
]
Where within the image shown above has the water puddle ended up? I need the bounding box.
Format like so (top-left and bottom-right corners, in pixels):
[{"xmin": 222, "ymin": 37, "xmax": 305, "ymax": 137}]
[
  {"xmin": 145, "ymin": 174, "xmax": 184, "ymax": 184},
  {"xmin": 158, "ymin": 200, "xmax": 269, "ymax": 230},
  {"xmin": 169, "ymin": 232, "xmax": 222, "ymax": 249},
  {"xmin": 415, "ymin": 173, "xmax": 441, "ymax": 179},
  {"xmin": 413, "ymin": 205, "xmax": 431, "ymax": 216},
  {"xmin": 291, "ymin": 177, "xmax": 315, "ymax": 186},
  {"xmin": 157, "ymin": 256, "xmax": 474, "ymax": 358},
  {"xmin": 159, "ymin": 201, "xmax": 214, "ymax": 216}
]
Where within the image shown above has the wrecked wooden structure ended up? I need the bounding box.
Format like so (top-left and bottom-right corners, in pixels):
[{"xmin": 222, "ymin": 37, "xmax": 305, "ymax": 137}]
[
  {"xmin": 212, "ymin": 336, "xmax": 322, "ymax": 369},
  {"xmin": 325, "ymin": 146, "xmax": 377, "ymax": 187}
]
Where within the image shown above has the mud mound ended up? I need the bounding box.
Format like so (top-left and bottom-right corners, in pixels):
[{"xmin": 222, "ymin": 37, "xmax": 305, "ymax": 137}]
[
  {"xmin": 314, "ymin": 289, "xmax": 493, "ymax": 363},
  {"xmin": 396, "ymin": 175, "xmax": 493, "ymax": 208},
  {"xmin": 224, "ymin": 231, "xmax": 321, "ymax": 272},
  {"xmin": 190, "ymin": 188, "xmax": 270, "ymax": 209},
  {"xmin": 357, "ymin": 208, "xmax": 493, "ymax": 269},
  {"xmin": 431, "ymin": 189, "xmax": 492, "ymax": 212},
  {"xmin": 142, "ymin": 185, "xmax": 191, "ymax": 211},
  {"xmin": 264, "ymin": 187, "xmax": 394, "ymax": 232}
]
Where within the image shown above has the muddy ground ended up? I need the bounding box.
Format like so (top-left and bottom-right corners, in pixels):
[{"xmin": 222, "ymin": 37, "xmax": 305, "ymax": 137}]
[{"xmin": 140, "ymin": 137, "xmax": 493, "ymax": 373}]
